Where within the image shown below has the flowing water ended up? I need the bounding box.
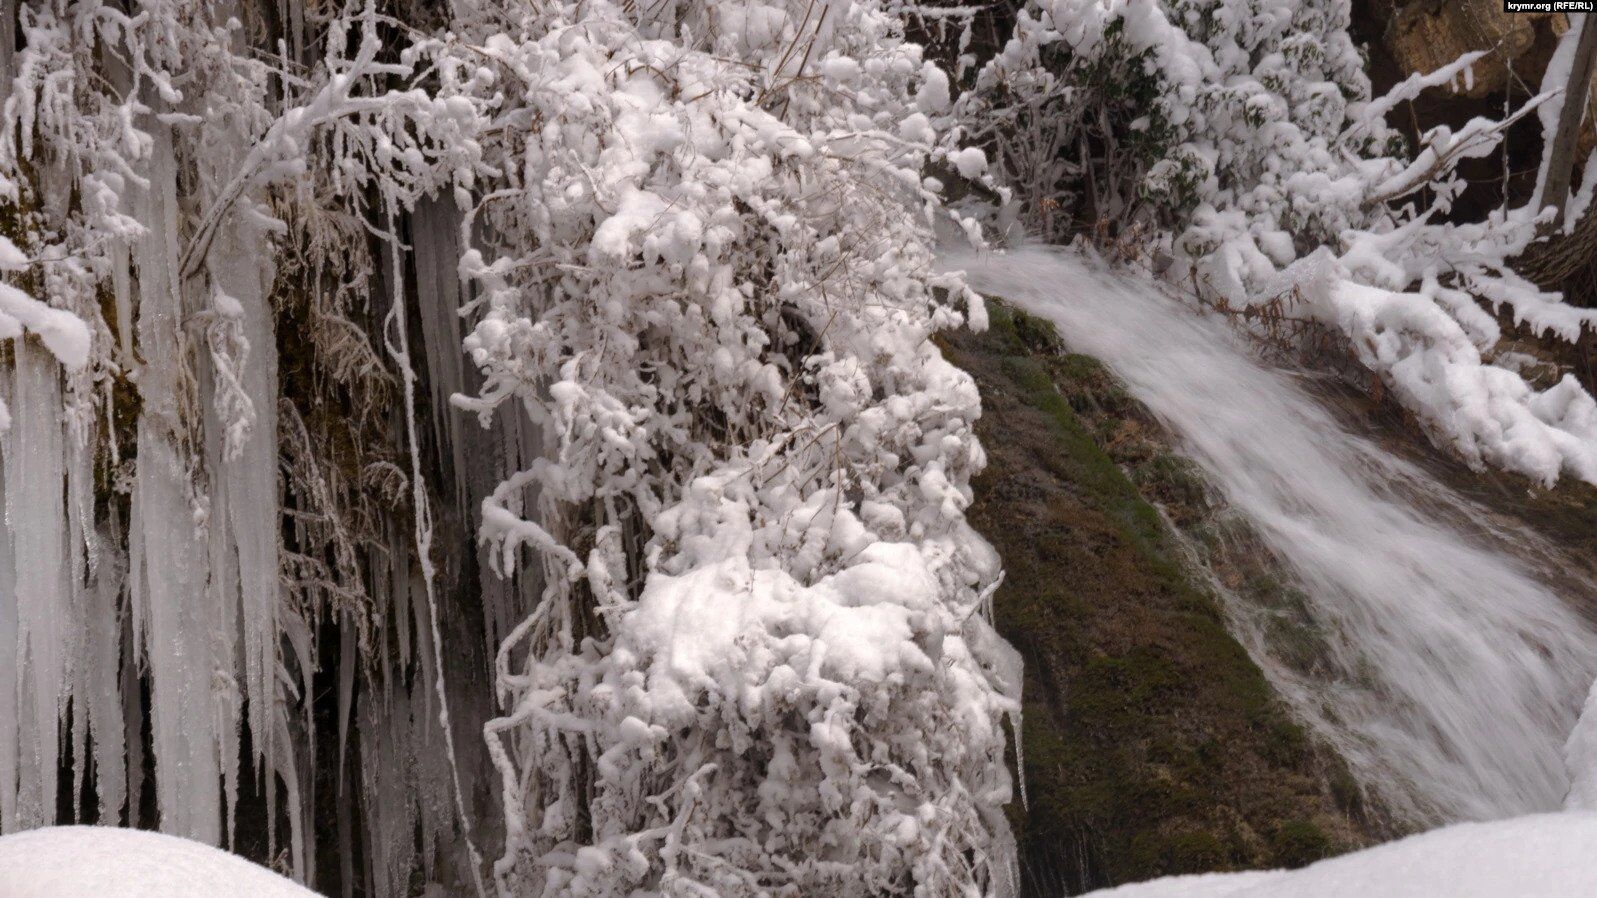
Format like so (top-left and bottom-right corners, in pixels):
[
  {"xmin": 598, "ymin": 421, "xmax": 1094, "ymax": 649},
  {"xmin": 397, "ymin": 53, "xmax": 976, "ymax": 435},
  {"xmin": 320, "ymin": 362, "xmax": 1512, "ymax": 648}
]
[{"xmin": 947, "ymin": 245, "xmax": 1597, "ymax": 825}]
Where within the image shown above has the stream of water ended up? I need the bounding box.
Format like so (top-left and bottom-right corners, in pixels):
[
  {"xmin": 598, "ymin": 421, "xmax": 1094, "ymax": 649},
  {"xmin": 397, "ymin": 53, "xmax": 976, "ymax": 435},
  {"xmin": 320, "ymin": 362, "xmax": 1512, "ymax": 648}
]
[{"xmin": 947, "ymin": 245, "xmax": 1597, "ymax": 826}]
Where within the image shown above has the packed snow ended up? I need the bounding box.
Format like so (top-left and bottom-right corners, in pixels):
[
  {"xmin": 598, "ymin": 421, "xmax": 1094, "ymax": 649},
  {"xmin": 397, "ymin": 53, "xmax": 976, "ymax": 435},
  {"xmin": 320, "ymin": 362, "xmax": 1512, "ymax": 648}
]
[
  {"xmin": 1082, "ymin": 813, "xmax": 1597, "ymax": 897},
  {"xmin": 0, "ymin": 826, "xmax": 316, "ymax": 897}
]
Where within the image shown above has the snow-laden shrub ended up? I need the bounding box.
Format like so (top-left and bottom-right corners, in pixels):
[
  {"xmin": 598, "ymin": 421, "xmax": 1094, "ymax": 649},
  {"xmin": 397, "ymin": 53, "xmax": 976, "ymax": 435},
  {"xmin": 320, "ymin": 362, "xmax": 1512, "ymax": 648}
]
[
  {"xmin": 408, "ymin": 2, "xmax": 1022, "ymax": 894},
  {"xmin": 957, "ymin": 0, "xmax": 1391, "ymax": 241},
  {"xmin": 962, "ymin": 0, "xmax": 1597, "ymax": 485}
]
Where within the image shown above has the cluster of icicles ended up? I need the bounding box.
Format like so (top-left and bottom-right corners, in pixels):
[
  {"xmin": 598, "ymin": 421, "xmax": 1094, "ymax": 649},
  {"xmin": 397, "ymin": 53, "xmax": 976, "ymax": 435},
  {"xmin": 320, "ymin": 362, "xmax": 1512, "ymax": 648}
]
[
  {"xmin": 0, "ymin": 2, "xmax": 599, "ymax": 893},
  {"xmin": 1, "ymin": 106, "xmax": 530, "ymax": 898}
]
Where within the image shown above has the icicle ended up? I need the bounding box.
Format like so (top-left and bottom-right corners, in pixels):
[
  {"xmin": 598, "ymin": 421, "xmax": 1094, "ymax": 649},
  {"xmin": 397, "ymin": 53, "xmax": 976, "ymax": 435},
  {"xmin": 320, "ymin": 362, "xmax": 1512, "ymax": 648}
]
[
  {"xmin": 416, "ymin": 196, "xmax": 543, "ymax": 658},
  {"xmin": 412, "ymin": 195, "xmax": 470, "ymax": 516},
  {"xmin": 84, "ymin": 539, "xmax": 125, "ymax": 824},
  {"xmin": 4, "ymin": 340, "xmax": 73, "ymax": 832},
  {"xmin": 66, "ymin": 439, "xmax": 91, "ymax": 821},
  {"xmin": 0, "ymin": 362, "xmax": 16, "ymax": 832},
  {"xmin": 65, "ymin": 433, "xmax": 113, "ymax": 827},
  {"xmin": 271, "ymin": 696, "xmax": 308, "ymax": 884},
  {"xmin": 335, "ymin": 619, "xmax": 356, "ymax": 898},
  {"xmin": 285, "ymin": 604, "xmax": 315, "ymax": 883},
  {"xmin": 382, "ymin": 202, "xmax": 487, "ymax": 898},
  {"xmin": 120, "ymin": 600, "xmax": 143, "ymax": 829},
  {"xmin": 131, "ymin": 433, "xmax": 223, "ymax": 842},
  {"xmin": 336, "ymin": 620, "xmax": 355, "ymax": 798},
  {"xmin": 360, "ymin": 687, "xmax": 419, "ymax": 898},
  {"xmin": 0, "ymin": 0, "xmax": 14, "ymax": 104},
  {"xmin": 113, "ymin": 248, "xmax": 135, "ymax": 365},
  {"xmin": 287, "ymin": 0, "xmax": 307, "ymax": 68},
  {"xmin": 205, "ymin": 213, "xmax": 280, "ymax": 802},
  {"xmin": 130, "ymin": 116, "xmax": 223, "ymax": 844},
  {"xmin": 200, "ymin": 336, "xmax": 242, "ymax": 846},
  {"xmin": 70, "ymin": 651, "xmax": 87, "ymax": 816}
]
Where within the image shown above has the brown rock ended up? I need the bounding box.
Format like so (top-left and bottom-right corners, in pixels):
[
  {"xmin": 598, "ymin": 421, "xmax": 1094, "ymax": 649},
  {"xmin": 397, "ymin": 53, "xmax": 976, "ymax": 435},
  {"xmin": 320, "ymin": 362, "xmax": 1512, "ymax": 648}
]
[{"xmin": 1386, "ymin": 1, "xmax": 1566, "ymax": 98}]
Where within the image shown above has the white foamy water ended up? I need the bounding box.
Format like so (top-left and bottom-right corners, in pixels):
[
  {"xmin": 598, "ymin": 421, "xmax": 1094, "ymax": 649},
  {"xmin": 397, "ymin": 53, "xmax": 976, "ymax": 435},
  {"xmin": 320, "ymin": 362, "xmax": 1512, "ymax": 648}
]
[{"xmin": 948, "ymin": 245, "xmax": 1597, "ymax": 825}]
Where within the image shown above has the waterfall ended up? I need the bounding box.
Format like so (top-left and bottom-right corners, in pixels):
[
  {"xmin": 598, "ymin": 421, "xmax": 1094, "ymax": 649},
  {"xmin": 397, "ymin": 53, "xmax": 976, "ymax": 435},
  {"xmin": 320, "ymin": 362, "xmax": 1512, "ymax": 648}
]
[{"xmin": 949, "ymin": 245, "xmax": 1597, "ymax": 825}]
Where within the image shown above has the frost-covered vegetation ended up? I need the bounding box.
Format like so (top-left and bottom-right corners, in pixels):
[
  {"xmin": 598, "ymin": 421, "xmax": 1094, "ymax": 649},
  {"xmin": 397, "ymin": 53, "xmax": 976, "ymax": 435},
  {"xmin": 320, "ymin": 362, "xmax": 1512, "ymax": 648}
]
[{"xmin": 5, "ymin": 0, "xmax": 1597, "ymax": 895}]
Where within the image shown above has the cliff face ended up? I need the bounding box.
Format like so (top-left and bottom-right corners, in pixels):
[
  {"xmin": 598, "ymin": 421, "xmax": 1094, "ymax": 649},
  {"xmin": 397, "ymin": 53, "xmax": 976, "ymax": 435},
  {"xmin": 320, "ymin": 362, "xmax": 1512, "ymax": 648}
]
[{"xmin": 941, "ymin": 306, "xmax": 1375, "ymax": 896}]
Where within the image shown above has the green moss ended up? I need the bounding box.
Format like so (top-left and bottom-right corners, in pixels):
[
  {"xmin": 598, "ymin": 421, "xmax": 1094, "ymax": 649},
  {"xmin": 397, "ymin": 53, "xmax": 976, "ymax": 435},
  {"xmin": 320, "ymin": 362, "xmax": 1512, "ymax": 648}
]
[
  {"xmin": 1270, "ymin": 820, "xmax": 1334, "ymax": 869},
  {"xmin": 995, "ymin": 347, "xmax": 1169, "ymax": 556},
  {"xmin": 1011, "ymin": 306, "xmax": 1064, "ymax": 355},
  {"xmin": 1142, "ymin": 830, "xmax": 1229, "ymax": 874},
  {"xmin": 1329, "ymin": 768, "xmax": 1366, "ymax": 818}
]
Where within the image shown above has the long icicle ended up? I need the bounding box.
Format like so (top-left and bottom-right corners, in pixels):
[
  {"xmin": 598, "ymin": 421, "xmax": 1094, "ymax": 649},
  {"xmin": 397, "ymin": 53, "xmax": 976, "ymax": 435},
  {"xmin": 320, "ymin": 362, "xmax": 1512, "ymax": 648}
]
[
  {"xmin": 381, "ymin": 197, "xmax": 488, "ymax": 898},
  {"xmin": 4, "ymin": 341, "xmax": 71, "ymax": 832},
  {"xmin": 131, "ymin": 110, "xmax": 224, "ymax": 845}
]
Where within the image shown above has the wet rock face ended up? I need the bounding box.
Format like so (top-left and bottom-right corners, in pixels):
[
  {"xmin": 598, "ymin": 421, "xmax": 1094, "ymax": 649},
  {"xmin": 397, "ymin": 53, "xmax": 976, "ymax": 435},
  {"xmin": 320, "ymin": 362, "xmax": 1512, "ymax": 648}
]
[{"xmin": 941, "ymin": 304, "xmax": 1374, "ymax": 896}]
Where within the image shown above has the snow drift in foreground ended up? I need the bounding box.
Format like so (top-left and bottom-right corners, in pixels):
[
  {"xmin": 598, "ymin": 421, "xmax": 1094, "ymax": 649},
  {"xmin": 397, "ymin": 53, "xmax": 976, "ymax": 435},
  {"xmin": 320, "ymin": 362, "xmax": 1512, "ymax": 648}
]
[
  {"xmin": 0, "ymin": 825, "xmax": 316, "ymax": 897},
  {"xmin": 1083, "ymin": 812, "xmax": 1597, "ymax": 897},
  {"xmin": 14, "ymin": 815, "xmax": 1597, "ymax": 898}
]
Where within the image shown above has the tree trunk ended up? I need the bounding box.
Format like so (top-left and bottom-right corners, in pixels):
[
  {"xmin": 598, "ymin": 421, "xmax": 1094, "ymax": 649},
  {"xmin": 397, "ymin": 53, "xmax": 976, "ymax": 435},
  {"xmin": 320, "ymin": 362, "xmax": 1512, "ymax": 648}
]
[{"xmin": 1540, "ymin": 14, "xmax": 1597, "ymax": 234}]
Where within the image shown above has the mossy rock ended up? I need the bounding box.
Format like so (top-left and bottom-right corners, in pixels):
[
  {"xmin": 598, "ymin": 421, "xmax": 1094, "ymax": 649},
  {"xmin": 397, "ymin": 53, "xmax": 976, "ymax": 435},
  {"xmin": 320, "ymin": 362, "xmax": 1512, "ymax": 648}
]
[{"xmin": 1270, "ymin": 820, "xmax": 1334, "ymax": 868}]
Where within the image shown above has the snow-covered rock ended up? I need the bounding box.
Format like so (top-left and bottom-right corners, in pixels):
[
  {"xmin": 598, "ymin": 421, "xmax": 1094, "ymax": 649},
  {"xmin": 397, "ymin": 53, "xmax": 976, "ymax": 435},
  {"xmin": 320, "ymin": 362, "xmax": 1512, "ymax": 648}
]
[
  {"xmin": 1083, "ymin": 813, "xmax": 1597, "ymax": 897},
  {"xmin": 0, "ymin": 826, "xmax": 317, "ymax": 897}
]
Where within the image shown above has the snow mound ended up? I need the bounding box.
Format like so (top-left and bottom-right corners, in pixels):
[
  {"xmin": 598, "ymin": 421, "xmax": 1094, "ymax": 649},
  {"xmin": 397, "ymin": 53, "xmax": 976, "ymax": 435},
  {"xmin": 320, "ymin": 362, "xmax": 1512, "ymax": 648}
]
[
  {"xmin": 0, "ymin": 826, "xmax": 318, "ymax": 897},
  {"xmin": 1084, "ymin": 813, "xmax": 1597, "ymax": 897}
]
